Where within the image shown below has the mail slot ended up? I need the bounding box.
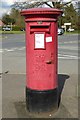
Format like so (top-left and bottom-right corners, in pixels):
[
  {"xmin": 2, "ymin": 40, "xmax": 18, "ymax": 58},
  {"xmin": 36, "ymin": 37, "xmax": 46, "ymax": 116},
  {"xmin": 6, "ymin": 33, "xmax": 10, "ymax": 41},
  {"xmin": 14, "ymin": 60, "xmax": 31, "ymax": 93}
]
[
  {"xmin": 21, "ymin": 8, "xmax": 63, "ymax": 112},
  {"xmin": 30, "ymin": 23, "xmax": 50, "ymax": 33}
]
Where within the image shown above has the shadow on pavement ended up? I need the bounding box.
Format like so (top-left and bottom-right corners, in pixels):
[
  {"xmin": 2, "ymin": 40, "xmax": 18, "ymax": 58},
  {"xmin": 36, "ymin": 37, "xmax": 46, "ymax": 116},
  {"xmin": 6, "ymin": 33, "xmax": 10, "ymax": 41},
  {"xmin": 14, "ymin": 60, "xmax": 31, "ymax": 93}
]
[
  {"xmin": 58, "ymin": 74, "xmax": 70, "ymax": 107},
  {"xmin": 14, "ymin": 74, "xmax": 70, "ymax": 118}
]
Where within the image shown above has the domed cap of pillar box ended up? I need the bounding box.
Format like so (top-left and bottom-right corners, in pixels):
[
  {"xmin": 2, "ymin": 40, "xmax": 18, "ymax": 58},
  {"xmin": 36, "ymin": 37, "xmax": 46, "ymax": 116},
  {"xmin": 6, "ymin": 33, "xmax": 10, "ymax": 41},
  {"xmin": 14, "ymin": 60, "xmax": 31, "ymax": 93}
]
[{"xmin": 20, "ymin": 8, "xmax": 63, "ymax": 20}]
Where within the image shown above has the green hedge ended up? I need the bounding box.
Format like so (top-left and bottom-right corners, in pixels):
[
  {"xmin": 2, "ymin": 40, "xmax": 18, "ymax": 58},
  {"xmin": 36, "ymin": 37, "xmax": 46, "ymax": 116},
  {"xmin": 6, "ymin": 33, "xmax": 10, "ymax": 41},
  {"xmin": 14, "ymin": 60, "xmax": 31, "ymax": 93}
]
[
  {"xmin": 0, "ymin": 26, "xmax": 2, "ymax": 30},
  {"xmin": 12, "ymin": 26, "xmax": 21, "ymax": 31}
]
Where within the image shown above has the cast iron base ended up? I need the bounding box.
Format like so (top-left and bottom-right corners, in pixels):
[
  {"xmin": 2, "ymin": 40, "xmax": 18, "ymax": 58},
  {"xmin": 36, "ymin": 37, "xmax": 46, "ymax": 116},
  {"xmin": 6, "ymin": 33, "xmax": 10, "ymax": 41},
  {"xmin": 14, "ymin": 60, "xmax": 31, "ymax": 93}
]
[{"xmin": 26, "ymin": 88, "xmax": 58, "ymax": 112}]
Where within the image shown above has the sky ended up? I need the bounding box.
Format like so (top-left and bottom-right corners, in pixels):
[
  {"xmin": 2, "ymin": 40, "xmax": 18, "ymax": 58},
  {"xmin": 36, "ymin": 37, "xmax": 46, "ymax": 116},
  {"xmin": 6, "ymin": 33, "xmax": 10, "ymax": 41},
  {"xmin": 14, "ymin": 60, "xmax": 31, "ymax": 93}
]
[{"xmin": 0, "ymin": 0, "xmax": 79, "ymax": 18}]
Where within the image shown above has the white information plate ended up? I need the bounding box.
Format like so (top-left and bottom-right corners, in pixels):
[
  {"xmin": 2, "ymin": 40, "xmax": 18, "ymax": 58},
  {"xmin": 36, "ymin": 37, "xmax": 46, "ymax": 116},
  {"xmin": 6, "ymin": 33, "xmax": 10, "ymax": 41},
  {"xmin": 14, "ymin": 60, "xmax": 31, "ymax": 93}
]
[
  {"xmin": 35, "ymin": 33, "xmax": 45, "ymax": 49},
  {"xmin": 46, "ymin": 37, "xmax": 52, "ymax": 42}
]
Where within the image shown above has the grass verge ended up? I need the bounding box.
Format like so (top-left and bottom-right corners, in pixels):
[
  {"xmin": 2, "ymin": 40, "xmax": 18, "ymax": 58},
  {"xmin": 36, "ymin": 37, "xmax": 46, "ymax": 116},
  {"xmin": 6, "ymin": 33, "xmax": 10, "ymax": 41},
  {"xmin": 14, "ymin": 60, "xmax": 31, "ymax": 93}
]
[
  {"xmin": 0, "ymin": 30, "xmax": 80, "ymax": 34},
  {"xmin": 0, "ymin": 30, "xmax": 25, "ymax": 34},
  {"xmin": 64, "ymin": 30, "xmax": 80, "ymax": 34}
]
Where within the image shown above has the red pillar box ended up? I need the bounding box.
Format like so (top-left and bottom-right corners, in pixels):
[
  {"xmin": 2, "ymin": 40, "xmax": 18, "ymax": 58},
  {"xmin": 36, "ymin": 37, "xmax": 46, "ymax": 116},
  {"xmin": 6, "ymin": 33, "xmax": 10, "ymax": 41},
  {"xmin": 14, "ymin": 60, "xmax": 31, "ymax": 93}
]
[{"xmin": 21, "ymin": 8, "xmax": 62, "ymax": 112}]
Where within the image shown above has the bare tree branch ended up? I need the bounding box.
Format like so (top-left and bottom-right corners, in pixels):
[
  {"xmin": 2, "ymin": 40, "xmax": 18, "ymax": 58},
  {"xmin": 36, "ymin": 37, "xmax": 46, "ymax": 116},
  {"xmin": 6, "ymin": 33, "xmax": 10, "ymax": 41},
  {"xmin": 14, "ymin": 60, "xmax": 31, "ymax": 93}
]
[
  {"xmin": 11, "ymin": 0, "xmax": 72, "ymax": 10},
  {"xmin": 44, "ymin": 2, "xmax": 53, "ymax": 8}
]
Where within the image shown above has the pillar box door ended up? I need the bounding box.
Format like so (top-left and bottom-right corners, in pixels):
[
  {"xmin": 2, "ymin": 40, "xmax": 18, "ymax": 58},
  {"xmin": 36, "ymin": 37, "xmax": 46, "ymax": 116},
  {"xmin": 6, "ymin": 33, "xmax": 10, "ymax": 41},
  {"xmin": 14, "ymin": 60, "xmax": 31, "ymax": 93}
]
[{"xmin": 21, "ymin": 8, "xmax": 63, "ymax": 112}]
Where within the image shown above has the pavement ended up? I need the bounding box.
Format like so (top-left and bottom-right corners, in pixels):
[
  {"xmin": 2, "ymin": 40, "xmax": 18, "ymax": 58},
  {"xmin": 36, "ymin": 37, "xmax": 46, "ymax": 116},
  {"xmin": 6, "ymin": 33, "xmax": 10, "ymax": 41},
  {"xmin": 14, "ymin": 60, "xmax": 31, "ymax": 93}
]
[
  {"xmin": 0, "ymin": 33, "xmax": 79, "ymax": 118},
  {"xmin": 2, "ymin": 73, "xmax": 78, "ymax": 118}
]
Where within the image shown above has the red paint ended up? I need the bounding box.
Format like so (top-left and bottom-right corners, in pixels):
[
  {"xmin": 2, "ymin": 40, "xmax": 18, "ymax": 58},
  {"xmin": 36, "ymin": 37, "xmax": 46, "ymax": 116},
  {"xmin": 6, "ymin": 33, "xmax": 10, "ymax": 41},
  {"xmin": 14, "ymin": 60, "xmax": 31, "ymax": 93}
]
[{"xmin": 21, "ymin": 8, "xmax": 62, "ymax": 90}]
